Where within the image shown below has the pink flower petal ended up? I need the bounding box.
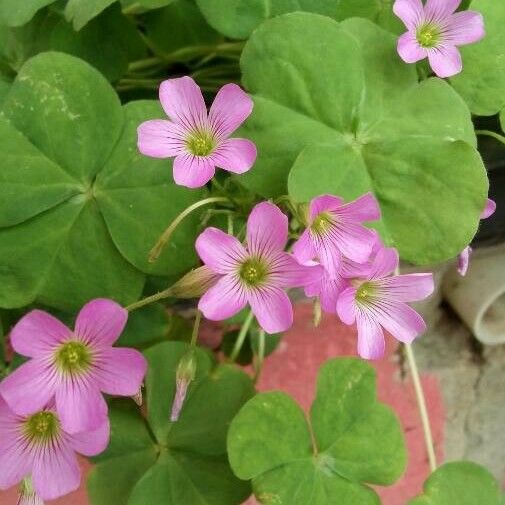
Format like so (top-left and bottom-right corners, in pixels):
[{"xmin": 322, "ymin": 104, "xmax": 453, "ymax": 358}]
[
  {"xmin": 428, "ymin": 45, "xmax": 462, "ymax": 78},
  {"xmin": 446, "ymin": 11, "xmax": 485, "ymax": 46},
  {"xmin": 458, "ymin": 246, "xmax": 472, "ymax": 276},
  {"xmin": 393, "ymin": 0, "xmax": 424, "ymax": 29},
  {"xmin": 75, "ymin": 299, "xmax": 128, "ymax": 347},
  {"xmin": 333, "ymin": 222, "xmax": 377, "ymax": 264},
  {"xmin": 376, "ymin": 273, "xmax": 434, "ymax": 302},
  {"xmin": 208, "ymin": 83, "xmax": 254, "ymax": 139},
  {"xmin": 336, "ymin": 287, "xmax": 357, "ymax": 325},
  {"xmin": 247, "ymin": 202, "xmax": 288, "ymax": 256},
  {"xmin": 195, "ymin": 227, "xmax": 247, "ymax": 274},
  {"xmin": 319, "ymin": 276, "xmax": 345, "ymax": 313},
  {"xmin": 373, "ymin": 300, "xmax": 426, "ymax": 344},
  {"xmin": 356, "ymin": 312, "xmax": 386, "ymax": 360},
  {"xmin": 93, "ymin": 348, "xmax": 147, "ymax": 396},
  {"xmin": 10, "ymin": 310, "xmax": 71, "ymax": 358},
  {"xmin": 210, "ymin": 138, "xmax": 257, "ymax": 174},
  {"xmin": 481, "ymin": 198, "xmax": 496, "ymax": 219},
  {"xmin": 268, "ymin": 252, "xmax": 323, "ymax": 288},
  {"xmin": 68, "ymin": 418, "xmax": 110, "ymax": 457},
  {"xmin": 173, "ymin": 153, "xmax": 216, "ymax": 188},
  {"xmin": 159, "ymin": 77, "xmax": 207, "ymax": 130},
  {"xmin": 0, "ymin": 399, "xmax": 32, "ymax": 489},
  {"xmin": 292, "ymin": 229, "xmax": 317, "ymax": 264},
  {"xmin": 316, "ymin": 240, "xmax": 342, "ymax": 280},
  {"xmin": 248, "ymin": 286, "xmax": 293, "ymax": 334},
  {"xmin": 398, "ymin": 31, "xmax": 428, "ymax": 63},
  {"xmin": 369, "ymin": 247, "xmax": 399, "ymax": 279},
  {"xmin": 0, "ymin": 360, "xmax": 56, "ymax": 416},
  {"xmin": 336, "ymin": 192, "xmax": 381, "ymax": 222},
  {"xmin": 137, "ymin": 119, "xmax": 186, "ymax": 158},
  {"xmin": 55, "ymin": 380, "xmax": 108, "ymax": 434},
  {"xmin": 32, "ymin": 441, "xmax": 80, "ymax": 501},
  {"xmin": 425, "ymin": 0, "xmax": 461, "ymax": 21},
  {"xmin": 309, "ymin": 194, "xmax": 344, "ymax": 220},
  {"xmin": 198, "ymin": 274, "xmax": 247, "ymax": 320}
]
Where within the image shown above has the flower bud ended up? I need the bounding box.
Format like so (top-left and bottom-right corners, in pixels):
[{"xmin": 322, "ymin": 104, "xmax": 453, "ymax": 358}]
[
  {"xmin": 170, "ymin": 350, "xmax": 197, "ymax": 422},
  {"xmin": 17, "ymin": 478, "xmax": 44, "ymax": 505},
  {"xmin": 168, "ymin": 266, "xmax": 219, "ymax": 299},
  {"xmin": 132, "ymin": 385, "xmax": 143, "ymax": 407}
]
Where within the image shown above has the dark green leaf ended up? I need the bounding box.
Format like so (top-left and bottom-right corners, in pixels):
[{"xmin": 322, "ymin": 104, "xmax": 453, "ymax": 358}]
[{"xmin": 64, "ymin": 0, "xmax": 117, "ymax": 30}]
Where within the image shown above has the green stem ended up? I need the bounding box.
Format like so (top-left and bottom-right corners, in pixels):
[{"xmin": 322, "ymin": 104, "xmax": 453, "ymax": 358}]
[
  {"xmin": 230, "ymin": 311, "xmax": 255, "ymax": 362},
  {"xmin": 149, "ymin": 197, "xmax": 230, "ymax": 263},
  {"xmin": 190, "ymin": 311, "xmax": 202, "ymax": 347},
  {"xmin": 125, "ymin": 288, "xmax": 173, "ymax": 312},
  {"xmin": 253, "ymin": 329, "xmax": 266, "ymax": 384},
  {"xmin": 476, "ymin": 129, "xmax": 505, "ymax": 145},
  {"xmin": 227, "ymin": 214, "xmax": 234, "ymax": 235},
  {"xmin": 122, "ymin": 2, "xmax": 143, "ymax": 15}
]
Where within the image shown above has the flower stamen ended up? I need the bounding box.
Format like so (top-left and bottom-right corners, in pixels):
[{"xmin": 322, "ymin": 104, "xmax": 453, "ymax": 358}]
[
  {"xmin": 23, "ymin": 411, "xmax": 60, "ymax": 443},
  {"xmin": 185, "ymin": 130, "xmax": 216, "ymax": 157},
  {"xmin": 311, "ymin": 212, "xmax": 333, "ymax": 236},
  {"xmin": 239, "ymin": 258, "xmax": 268, "ymax": 287},
  {"xmin": 54, "ymin": 340, "xmax": 92, "ymax": 374},
  {"xmin": 416, "ymin": 23, "xmax": 441, "ymax": 48}
]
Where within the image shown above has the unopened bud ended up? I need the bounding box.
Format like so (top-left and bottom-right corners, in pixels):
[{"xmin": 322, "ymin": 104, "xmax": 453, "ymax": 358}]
[
  {"xmin": 132, "ymin": 385, "xmax": 143, "ymax": 407},
  {"xmin": 313, "ymin": 298, "xmax": 322, "ymax": 327},
  {"xmin": 170, "ymin": 351, "xmax": 197, "ymax": 422},
  {"xmin": 18, "ymin": 478, "xmax": 43, "ymax": 505},
  {"xmin": 168, "ymin": 266, "xmax": 219, "ymax": 299}
]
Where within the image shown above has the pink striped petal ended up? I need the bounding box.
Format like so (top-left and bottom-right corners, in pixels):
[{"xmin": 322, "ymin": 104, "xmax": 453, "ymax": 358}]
[
  {"xmin": 75, "ymin": 299, "xmax": 128, "ymax": 347},
  {"xmin": 173, "ymin": 153, "xmax": 216, "ymax": 188},
  {"xmin": 68, "ymin": 418, "xmax": 110, "ymax": 457},
  {"xmin": 369, "ymin": 247, "xmax": 399, "ymax": 279},
  {"xmin": 248, "ymin": 287, "xmax": 293, "ymax": 334},
  {"xmin": 481, "ymin": 198, "xmax": 496, "ymax": 219},
  {"xmin": 93, "ymin": 348, "xmax": 147, "ymax": 396},
  {"xmin": 428, "ymin": 45, "xmax": 462, "ymax": 78},
  {"xmin": 425, "ymin": 0, "xmax": 461, "ymax": 20},
  {"xmin": 393, "ymin": 0, "xmax": 424, "ymax": 29},
  {"xmin": 210, "ymin": 138, "xmax": 257, "ymax": 174},
  {"xmin": 446, "ymin": 11, "xmax": 485, "ymax": 46},
  {"xmin": 137, "ymin": 119, "xmax": 186, "ymax": 158},
  {"xmin": 0, "ymin": 360, "xmax": 56, "ymax": 416},
  {"xmin": 55, "ymin": 380, "xmax": 108, "ymax": 434},
  {"xmin": 356, "ymin": 313, "xmax": 386, "ymax": 360},
  {"xmin": 198, "ymin": 274, "xmax": 247, "ymax": 320},
  {"xmin": 336, "ymin": 287, "xmax": 357, "ymax": 325},
  {"xmin": 32, "ymin": 442, "xmax": 80, "ymax": 501},
  {"xmin": 334, "ymin": 223, "xmax": 377, "ymax": 264},
  {"xmin": 316, "ymin": 239, "xmax": 342, "ymax": 280},
  {"xmin": 195, "ymin": 227, "xmax": 247, "ymax": 274},
  {"xmin": 292, "ymin": 229, "xmax": 317, "ymax": 264},
  {"xmin": 309, "ymin": 194, "xmax": 343, "ymax": 220},
  {"xmin": 319, "ymin": 276, "xmax": 345, "ymax": 313},
  {"xmin": 269, "ymin": 253, "xmax": 323, "ymax": 288},
  {"xmin": 0, "ymin": 399, "xmax": 31, "ymax": 489},
  {"xmin": 159, "ymin": 77, "xmax": 207, "ymax": 130},
  {"xmin": 377, "ymin": 273, "xmax": 434, "ymax": 302},
  {"xmin": 208, "ymin": 83, "xmax": 254, "ymax": 139},
  {"xmin": 336, "ymin": 193, "xmax": 381, "ymax": 222},
  {"xmin": 10, "ymin": 310, "xmax": 71, "ymax": 358},
  {"xmin": 373, "ymin": 300, "xmax": 426, "ymax": 344},
  {"xmin": 398, "ymin": 31, "xmax": 428, "ymax": 63},
  {"xmin": 247, "ymin": 202, "xmax": 288, "ymax": 255},
  {"xmin": 458, "ymin": 246, "xmax": 472, "ymax": 276}
]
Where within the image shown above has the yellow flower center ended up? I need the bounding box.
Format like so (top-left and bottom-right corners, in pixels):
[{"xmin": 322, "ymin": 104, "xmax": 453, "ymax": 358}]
[
  {"xmin": 356, "ymin": 282, "xmax": 375, "ymax": 303},
  {"xmin": 239, "ymin": 258, "xmax": 268, "ymax": 287},
  {"xmin": 416, "ymin": 23, "xmax": 441, "ymax": 48},
  {"xmin": 55, "ymin": 340, "xmax": 92, "ymax": 374},
  {"xmin": 186, "ymin": 130, "xmax": 216, "ymax": 157},
  {"xmin": 24, "ymin": 411, "xmax": 60, "ymax": 442},
  {"xmin": 311, "ymin": 212, "xmax": 333, "ymax": 236}
]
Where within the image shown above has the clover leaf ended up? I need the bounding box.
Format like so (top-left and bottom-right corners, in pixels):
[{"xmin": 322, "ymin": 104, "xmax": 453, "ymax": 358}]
[
  {"xmin": 450, "ymin": 0, "xmax": 505, "ymax": 116},
  {"xmin": 0, "ymin": 52, "xmax": 205, "ymax": 311},
  {"xmin": 237, "ymin": 14, "xmax": 488, "ymax": 265},
  {"xmin": 407, "ymin": 461, "xmax": 503, "ymax": 505},
  {"xmin": 228, "ymin": 358, "xmax": 406, "ymax": 505},
  {"xmin": 88, "ymin": 341, "xmax": 255, "ymax": 505}
]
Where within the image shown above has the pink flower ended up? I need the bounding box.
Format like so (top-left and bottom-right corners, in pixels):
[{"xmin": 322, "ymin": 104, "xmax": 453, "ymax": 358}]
[
  {"xmin": 0, "ymin": 398, "xmax": 109, "ymax": 502},
  {"xmin": 337, "ymin": 246, "xmax": 434, "ymax": 360},
  {"xmin": 0, "ymin": 299, "xmax": 147, "ymax": 434},
  {"xmin": 292, "ymin": 193, "xmax": 380, "ymax": 280},
  {"xmin": 196, "ymin": 202, "xmax": 322, "ymax": 334},
  {"xmin": 458, "ymin": 198, "xmax": 496, "ymax": 276},
  {"xmin": 394, "ymin": 0, "xmax": 485, "ymax": 78},
  {"xmin": 137, "ymin": 76, "xmax": 257, "ymax": 188}
]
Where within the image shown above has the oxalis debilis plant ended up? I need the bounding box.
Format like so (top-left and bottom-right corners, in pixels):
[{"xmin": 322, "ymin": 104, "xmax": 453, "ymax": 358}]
[{"xmin": 0, "ymin": 0, "xmax": 504, "ymax": 503}]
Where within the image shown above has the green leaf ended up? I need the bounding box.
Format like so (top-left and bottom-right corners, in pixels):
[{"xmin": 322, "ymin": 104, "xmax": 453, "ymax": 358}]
[
  {"xmin": 89, "ymin": 341, "xmax": 254, "ymax": 505},
  {"xmin": 0, "ymin": 0, "xmax": 55, "ymax": 27},
  {"xmin": 407, "ymin": 461, "xmax": 502, "ymax": 505},
  {"xmin": 143, "ymin": 0, "xmax": 221, "ymax": 55},
  {"xmin": 450, "ymin": 0, "xmax": 505, "ymax": 116},
  {"xmin": 0, "ymin": 52, "xmax": 205, "ymax": 310},
  {"xmin": 228, "ymin": 358, "xmax": 405, "ymax": 504},
  {"xmin": 238, "ymin": 14, "xmax": 487, "ymax": 264},
  {"xmin": 64, "ymin": 0, "xmax": 118, "ymax": 30}
]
